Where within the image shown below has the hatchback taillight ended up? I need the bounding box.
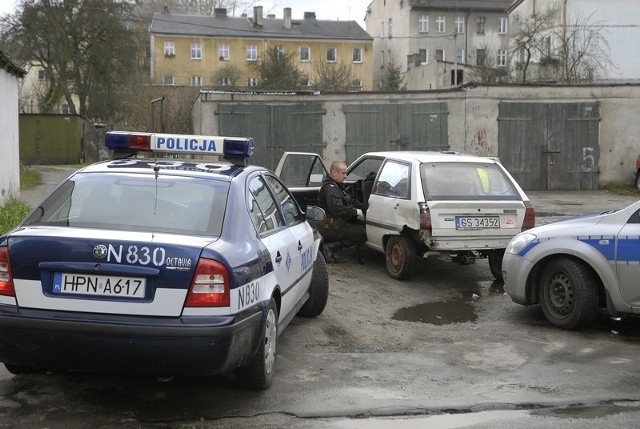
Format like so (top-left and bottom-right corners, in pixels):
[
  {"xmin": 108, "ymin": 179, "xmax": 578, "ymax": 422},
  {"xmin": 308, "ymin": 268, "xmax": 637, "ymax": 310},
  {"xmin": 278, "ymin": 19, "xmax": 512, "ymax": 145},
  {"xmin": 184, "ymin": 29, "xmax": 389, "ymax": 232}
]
[
  {"xmin": 419, "ymin": 203, "xmax": 432, "ymax": 230},
  {"xmin": 0, "ymin": 246, "xmax": 15, "ymax": 297},
  {"xmin": 185, "ymin": 258, "xmax": 230, "ymax": 307},
  {"xmin": 523, "ymin": 201, "xmax": 536, "ymax": 231}
]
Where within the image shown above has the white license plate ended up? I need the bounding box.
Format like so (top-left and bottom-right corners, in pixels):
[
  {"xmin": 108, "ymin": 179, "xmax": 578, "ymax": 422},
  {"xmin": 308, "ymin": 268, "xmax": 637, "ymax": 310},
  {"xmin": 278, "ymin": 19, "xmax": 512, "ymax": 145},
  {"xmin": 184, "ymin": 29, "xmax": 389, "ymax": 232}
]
[
  {"xmin": 455, "ymin": 216, "xmax": 500, "ymax": 229},
  {"xmin": 53, "ymin": 273, "xmax": 146, "ymax": 298}
]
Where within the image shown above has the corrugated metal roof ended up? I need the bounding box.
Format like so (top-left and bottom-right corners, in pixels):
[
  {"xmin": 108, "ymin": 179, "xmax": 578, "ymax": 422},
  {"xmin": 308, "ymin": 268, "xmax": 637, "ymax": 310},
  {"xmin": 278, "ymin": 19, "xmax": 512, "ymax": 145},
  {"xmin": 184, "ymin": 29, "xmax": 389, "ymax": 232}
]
[
  {"xmin": 408, "ymin": 0, "xmax": 514, "ymax": 12},
  {"xmin": 0, "ymin": 50, "xmax": 26, "ymax": 78},
  {"xmin": 150, "ymin": 13, "xmax": 373, "ymax": 41}
]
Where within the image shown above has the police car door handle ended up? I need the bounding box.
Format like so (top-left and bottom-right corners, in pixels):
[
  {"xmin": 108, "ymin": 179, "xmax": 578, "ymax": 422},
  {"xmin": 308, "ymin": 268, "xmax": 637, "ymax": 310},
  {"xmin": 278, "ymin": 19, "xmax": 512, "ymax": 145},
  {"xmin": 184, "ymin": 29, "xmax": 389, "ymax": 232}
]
[
  {"xmin": 297, "ymin": 241, "xmax": 303, "ymax": 251},
  {"xmin": 275, "ymin": 252, "xmax": 283, "ymax": 263}
]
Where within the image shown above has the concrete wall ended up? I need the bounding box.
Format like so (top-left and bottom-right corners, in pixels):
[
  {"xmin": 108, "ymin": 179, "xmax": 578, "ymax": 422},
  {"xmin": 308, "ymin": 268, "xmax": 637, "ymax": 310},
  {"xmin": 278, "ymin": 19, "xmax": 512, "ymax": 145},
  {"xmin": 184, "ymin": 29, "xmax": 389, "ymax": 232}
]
[
  {"xmin": 0, "ymin": 70, "xmax": 21, "ymax": 207},
  {"xmin": 193, "ymin": 84, "xmax": 640, "ymax": 186}
]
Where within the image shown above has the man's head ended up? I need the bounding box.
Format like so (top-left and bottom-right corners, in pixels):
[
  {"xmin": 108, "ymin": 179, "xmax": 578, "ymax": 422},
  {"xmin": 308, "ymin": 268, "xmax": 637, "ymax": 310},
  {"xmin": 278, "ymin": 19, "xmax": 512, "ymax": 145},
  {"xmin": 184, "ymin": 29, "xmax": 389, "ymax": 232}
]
[{"xmin": 329, "ymin": 161, "xmax": 348, "ymax": 183}]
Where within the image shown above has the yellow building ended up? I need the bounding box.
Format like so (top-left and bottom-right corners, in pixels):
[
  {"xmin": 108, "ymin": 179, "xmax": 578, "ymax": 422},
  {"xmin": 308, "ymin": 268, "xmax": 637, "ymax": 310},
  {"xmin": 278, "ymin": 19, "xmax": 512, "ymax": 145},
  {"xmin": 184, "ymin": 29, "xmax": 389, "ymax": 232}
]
[{"xmin": 150, "ymin": 6, "xmax": 374, "ymax": 91}]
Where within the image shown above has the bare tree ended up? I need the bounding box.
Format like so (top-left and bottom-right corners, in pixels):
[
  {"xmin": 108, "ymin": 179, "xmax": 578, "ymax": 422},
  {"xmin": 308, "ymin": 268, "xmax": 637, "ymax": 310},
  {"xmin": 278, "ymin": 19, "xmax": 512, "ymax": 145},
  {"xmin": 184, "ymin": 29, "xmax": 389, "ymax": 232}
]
[
  {"xmin": 313, "ymin": 59, "xmax": 355, "ymax": 91},
  {"xmin": 510, "ymin": 6, "xmax": 558, "ymax": 83},
  {"xmin": 467, "ymin": 44, "xmax": 509, "ymax": 84},
  {"xmin": 252, "ymin": 47, "xmax": 303, "ymax": 90},
  {"xmin": 213, "ymin": 64, "xmax": 243, "ymax": 88}
]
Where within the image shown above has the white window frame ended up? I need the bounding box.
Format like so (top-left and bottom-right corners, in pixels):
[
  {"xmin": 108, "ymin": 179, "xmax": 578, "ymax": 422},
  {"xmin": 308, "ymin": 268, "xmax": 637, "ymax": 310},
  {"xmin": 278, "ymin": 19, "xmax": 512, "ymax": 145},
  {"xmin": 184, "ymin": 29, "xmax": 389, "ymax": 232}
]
[
  {"xmin": 388, "ymin": 18, "xmax": 393, "ymax": 38},
  {"xmin": 163, "ymin": 75, "xmax": 175, "ymax": 85},
  {"xmin": 436, "ymin": 49, "xmax": 445, "ymax": 61},
  {"xmin": 456, "ymin": 48, "xmax": 464, "ymax": 63},
  {"xmin": 419, "ymin": 15, "xmax": 428, "ymax": 33},
  {"xmin": 246, "ymin": 45, "xmax": 257, "ymax": 61},
  {"xmin": 436, "ymin": 16, "xmax": 445, "ymax": 33},
  {"xmin": 455, "ymin": 17, "xmax": 464, "ymax": 34},
  {"xmin": 300, "ymin": 46, "xmax": 310, "ymax": 62},
  {"xmin": 247, "ymin": 77, "xmax": 257, "ymax": 87},
  {"xmin": 275, "ymin": 45, "xmax": 284, "ymax": 59},
  {"xmin": 164, "ymin": 41, "xmax": 175, "ymax": 56},
  {"xmin": 498, "ymin": 49, "xmax": 507, "ymax": 67},
  {"xmin": 218, "ymin": 44, "xmax": 229, "ymax": 60},
  {"xmin": 352, "ymin": 48, "xmax": 362, "ymax": 63},
  {"xmin": 191, "ymin": 43, "xmax": 202, "ymax": 60},
  {"xmin": 219, "ymin": 77, "xmax": 231, "ymax": 86},
  {"xmin": 476, "ymin": 16, "xmax": 485, "ymax": 34},
  {"xmin": 498, "ymin": 17, "xmax": 508, "ymax": 34},
  {"xmin": 191, "ymin": 76, "xmax": 202, "ymax": 86},
  {"xmin": 352, "ymin": 79, "xmax": 363, "ymax": 88},
  {"xmin": 326, "ymin": 47, "xmax": 337, "ymax": 63}
]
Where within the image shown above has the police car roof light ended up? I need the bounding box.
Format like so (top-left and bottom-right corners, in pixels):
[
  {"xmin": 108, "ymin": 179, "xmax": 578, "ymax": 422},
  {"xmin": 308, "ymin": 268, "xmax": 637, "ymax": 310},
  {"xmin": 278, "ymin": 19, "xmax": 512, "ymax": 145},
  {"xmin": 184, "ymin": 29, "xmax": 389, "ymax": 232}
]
[{"xmin": 105, "ymin": 131, "xmax": 254, "ymax": 159}]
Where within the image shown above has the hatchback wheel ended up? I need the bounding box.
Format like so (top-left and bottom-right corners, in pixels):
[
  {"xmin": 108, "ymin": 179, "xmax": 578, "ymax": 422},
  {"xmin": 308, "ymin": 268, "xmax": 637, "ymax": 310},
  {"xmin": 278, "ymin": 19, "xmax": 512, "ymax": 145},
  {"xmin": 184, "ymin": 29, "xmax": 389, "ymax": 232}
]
[
  {"xmin": 385, "ymin": 235, "xmax": 417, "ymax": 280},
  {"xmin": 236, "ymin": 298, "xmax": 278, "ymax": 390},
  {"xmin": 538, "ymin": 257, "xmax": 599, "ymax": 330}
]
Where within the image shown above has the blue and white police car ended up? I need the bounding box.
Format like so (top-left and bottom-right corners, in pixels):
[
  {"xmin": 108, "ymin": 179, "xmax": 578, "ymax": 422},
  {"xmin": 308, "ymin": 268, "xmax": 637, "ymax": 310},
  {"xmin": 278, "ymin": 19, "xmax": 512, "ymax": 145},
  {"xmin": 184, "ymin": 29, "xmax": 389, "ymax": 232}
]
[
  {"xmin": 503, "ymin": 202, "xmax": 640, "ymax": 330},
  {"xmin": 0, "ymin": 131, "xmax": 329, "ymax": 389}
]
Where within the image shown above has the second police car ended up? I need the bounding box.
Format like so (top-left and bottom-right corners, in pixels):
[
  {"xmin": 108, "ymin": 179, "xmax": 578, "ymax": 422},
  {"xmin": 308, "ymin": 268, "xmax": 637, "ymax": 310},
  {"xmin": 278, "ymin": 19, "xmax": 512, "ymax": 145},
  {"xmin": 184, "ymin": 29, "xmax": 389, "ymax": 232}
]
[{"xmin": 0, "ymin": 131, "xmax": 329, "ymax": 389}]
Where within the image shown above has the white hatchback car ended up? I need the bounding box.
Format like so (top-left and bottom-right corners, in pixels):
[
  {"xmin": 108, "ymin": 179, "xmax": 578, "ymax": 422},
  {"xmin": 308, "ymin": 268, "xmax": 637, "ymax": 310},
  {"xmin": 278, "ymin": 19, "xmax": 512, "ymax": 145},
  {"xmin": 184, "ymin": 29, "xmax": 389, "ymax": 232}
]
[{"xmin": 277, "ymin": 151, "xmax": 535, "ymax": 281}]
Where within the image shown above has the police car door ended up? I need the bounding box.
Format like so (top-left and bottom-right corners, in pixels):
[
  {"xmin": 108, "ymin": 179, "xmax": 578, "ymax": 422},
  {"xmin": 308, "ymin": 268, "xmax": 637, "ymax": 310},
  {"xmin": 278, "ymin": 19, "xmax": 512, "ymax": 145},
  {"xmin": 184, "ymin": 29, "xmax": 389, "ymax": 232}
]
[
  {"xmin": 247, "ymin": 175, "xmax": 299, "ymax": 323},
  {"xmin": 263, "ymin": 174, "xmax": 315, "ymax": 320}
]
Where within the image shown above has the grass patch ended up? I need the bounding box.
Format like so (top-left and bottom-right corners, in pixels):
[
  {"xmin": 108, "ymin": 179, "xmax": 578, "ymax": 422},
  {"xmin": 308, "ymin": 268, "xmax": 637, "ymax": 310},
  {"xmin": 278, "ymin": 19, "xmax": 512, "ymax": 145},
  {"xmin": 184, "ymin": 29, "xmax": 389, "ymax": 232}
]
[
  {"xmin": 604, "ymin": 182, "xmax": 638, "ymax": 196},
  {"xmin": 20, "ymin": 166, "xmax": 41, "ymax": 190},
  {"xmin": 0, "ymin": 198, "xmax": 32, "ymax": 235}
]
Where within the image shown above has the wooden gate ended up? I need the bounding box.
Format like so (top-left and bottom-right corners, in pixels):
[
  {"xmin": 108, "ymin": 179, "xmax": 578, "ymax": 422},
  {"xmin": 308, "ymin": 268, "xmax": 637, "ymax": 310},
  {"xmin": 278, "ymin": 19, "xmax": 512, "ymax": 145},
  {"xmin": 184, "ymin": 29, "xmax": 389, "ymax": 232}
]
[{"xmin": 498, "ymin": 102, "xmax": 600, "ymax": 190}]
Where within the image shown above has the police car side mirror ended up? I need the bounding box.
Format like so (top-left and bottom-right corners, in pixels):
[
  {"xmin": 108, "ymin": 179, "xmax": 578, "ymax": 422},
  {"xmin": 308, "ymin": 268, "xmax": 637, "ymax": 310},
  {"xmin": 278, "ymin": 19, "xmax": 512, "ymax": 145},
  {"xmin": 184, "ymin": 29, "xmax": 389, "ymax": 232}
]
[{"xmin": 305, "ymin": 206, "xmax": 326, "ymax": 222}]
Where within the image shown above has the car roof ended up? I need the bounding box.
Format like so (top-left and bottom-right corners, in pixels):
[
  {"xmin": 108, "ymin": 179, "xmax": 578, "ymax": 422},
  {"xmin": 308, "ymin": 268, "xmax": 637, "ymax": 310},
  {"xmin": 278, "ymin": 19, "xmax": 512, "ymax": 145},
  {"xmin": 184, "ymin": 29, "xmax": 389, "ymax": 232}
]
[
  {"xmin": 359, "ymin": 151, "xmax": 501, "ymax": 164},
  {"xmin": 77, "ymin": 157, "xmax": 266, "ymax": 180}
]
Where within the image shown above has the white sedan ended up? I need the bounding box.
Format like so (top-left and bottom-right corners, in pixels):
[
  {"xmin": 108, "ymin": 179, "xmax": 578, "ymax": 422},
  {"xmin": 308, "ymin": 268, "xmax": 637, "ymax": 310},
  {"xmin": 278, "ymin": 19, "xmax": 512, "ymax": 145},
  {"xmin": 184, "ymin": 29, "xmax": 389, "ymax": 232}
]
[{"xmin": 503, "ymin": 202, "xmax": 640, "ymax": 329}]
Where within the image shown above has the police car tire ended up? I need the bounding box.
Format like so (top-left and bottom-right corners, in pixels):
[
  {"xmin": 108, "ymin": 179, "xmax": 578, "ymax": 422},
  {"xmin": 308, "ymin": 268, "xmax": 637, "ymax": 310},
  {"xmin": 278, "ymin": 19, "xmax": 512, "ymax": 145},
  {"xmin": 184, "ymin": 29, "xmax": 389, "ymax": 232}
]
[
  {"xmin": 385, "ymin": 236, "xmax": 417, "ymax": 281},
  {"xmin": 298, "ymin": 251, "xmax": 329, "ymax": 318},
  {"xmin": 488, "ymin": 250, "xmax": 504, "ymax": 282},
  {"xmin": 538, "ymin": 257, "xmax": 599, "ymax": 330},
  {"xmin": 235, "ymin": 298, "xmax": 278, "ymax": 390}
]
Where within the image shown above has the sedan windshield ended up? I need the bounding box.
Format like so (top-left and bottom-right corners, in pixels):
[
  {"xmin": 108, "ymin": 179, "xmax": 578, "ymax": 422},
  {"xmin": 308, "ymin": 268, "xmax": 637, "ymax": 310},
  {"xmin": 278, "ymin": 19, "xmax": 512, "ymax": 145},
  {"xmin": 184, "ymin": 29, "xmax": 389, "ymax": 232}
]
[{"xmin": 23, "ymin": 172, "xmax": 229, "ymax": 235}]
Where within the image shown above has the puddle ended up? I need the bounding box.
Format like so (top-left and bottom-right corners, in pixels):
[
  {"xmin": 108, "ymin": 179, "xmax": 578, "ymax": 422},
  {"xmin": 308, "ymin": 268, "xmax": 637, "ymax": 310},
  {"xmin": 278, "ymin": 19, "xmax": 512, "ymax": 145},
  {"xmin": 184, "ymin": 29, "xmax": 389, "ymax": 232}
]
[{"xmin": 393, "ymin": 296, "xmax": 477, "ymax": 325}]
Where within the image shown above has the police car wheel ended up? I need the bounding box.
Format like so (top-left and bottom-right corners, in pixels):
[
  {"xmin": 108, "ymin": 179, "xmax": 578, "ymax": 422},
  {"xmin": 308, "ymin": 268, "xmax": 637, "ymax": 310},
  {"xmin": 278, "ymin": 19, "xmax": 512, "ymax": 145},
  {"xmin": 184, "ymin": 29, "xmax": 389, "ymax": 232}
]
[
  {"xmin": 4, "ymin": 363, "xmax": 45, "ymax": 375},
  {"xmin": 235, "ymin": 298, "xmax": 278, "ymax": 390},
  {"xmin": 538, "ymin": 257, "xmax": 599, "ymax": 330},
  {"xmin": 488, "ymin": 250, "xmax": 505, "ymax": 282},
  {"xmin": 385, "ymin": 236, "xmax": 417, "ymax": 281},
  {"xmin": 298, "ymin": 251, "xmax": 329, "ymax": 318}
]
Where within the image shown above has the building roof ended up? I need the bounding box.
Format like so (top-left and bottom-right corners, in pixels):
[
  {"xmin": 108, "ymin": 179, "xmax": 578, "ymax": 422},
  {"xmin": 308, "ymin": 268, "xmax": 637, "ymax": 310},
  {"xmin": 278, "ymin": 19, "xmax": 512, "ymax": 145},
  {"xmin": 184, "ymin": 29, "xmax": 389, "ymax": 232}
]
[
  {"xmin": 0, "ymin": 49, "xmax": 26, "ymax": 78},
  {"xmin": 408, "ymin": 0, "xmax": 514, "ymax": 12},
  {"xmin": 150, "ymin": 11, "xmax": 373, "ymax": 41}
]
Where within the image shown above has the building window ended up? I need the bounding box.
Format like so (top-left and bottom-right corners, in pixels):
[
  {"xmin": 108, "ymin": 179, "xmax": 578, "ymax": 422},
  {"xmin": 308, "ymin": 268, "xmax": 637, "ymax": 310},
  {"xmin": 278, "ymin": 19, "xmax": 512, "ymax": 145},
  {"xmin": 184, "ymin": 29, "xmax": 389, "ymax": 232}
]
[
  {"xmin": 435, "ymin": 49, "xmax": 444, "ymax": 61},
  {"xmin": 300, "ymin": 46, "xmax": 310, "ymax": 62},
  {"xmin": 191, "ymin": 76, "xmax": 202, "ymax": 86},
  {"xmin": 246, "ymin": 45, "xmax": 257, "ymax": 61},
  {"xmin": 163, "ymin": 75, "xmax": 175, "ymax": 85},
  {"xmin": 456, "ymin": 49, "xmax": 464, "ymax": 63},
  {"xmin": 352, "ymin": 79, "xmax": 363, "ymax": 88},
  {"xmin": 275, "ymin": 45, "xmax": 284, "ymax": 59},
  {"xmin": 218, "ymin": 44, "xmax": 229, "ymax": 60},
  {"xmin": 191, "ymin": 43, "xmax": 202, "ymax": 60},
  {"xmin": 301, "ymin": 77, "xmax": 310, "ymax": 86},
  {"xmin": 436, "ymin": 16, "xmax": 445, "ymax": 33},
  {"xmin": 353, "ymin": 48, "xmax": 362, "ymax": 63},
  {"xmin": 476, "ymin": 49, "xmax": 486, "ymax": 66},
  {"xmin": 164, "ymin": 41, "xmax": 175, "ymax": 56},
  {"xmin": 498, "ymin": 17, "xmax": 508, "ymax": 34},
  {"xmin": 62, "ymin": 104, "xmax": 71, "ymax": 114},
  {"xmin": 380, "ymin": 50, "xmax": 385, "ymax": 68},
  {"xmin": 419, "ymin": 15, "xmax": 428, "ymax": 33},
  {"xmin": 388, "ymin": 18, "xmax": 392, "ymax": 38},
  {"xmin": 419, "ymin": 49, "xmax": 427, "ymax": 64},
  {"xmin": 219, "ymin": 77, "xmax": 231, "ymax": 86},
  {"xmin": 38, "ymin": 69, "xmax": 47, "ymax": 80},
  {"xmin": 248, "ymin": 77, "xmax": 257, "ymax": 87},
  {"xmin": 498, "ymin": 50, "xmax": 507, "ymax": 66},
  {"xmin": 326, "ymin": 47, "xmax": 336, "ymax": 62},
  {"xmin": 476, "ymin": 16, "xmax": 485, "ymax": 34},
  {"xmin": 380, "ymin": 21, "xmax": 385, "ymax": 38},
  {"xmin": 455, "ymin": 16, "xmax": 464, "ymax": 34}
]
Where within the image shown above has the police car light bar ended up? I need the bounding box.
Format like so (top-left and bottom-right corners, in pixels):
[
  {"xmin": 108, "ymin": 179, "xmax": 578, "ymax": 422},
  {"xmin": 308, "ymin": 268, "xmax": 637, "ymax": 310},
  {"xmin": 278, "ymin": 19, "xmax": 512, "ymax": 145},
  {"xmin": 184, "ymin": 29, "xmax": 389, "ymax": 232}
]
[{"xmin": 105, "ymin": 132, "xmax": 254, "ymax": 158}]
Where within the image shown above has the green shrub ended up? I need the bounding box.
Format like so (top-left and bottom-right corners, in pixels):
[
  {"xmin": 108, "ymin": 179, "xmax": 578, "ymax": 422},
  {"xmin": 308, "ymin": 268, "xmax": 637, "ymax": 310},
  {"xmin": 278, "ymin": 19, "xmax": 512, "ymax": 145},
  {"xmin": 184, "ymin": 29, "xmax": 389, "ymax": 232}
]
[{"xmin": 0, "ymin": 198, "xmax": 32, "ymax": 235}]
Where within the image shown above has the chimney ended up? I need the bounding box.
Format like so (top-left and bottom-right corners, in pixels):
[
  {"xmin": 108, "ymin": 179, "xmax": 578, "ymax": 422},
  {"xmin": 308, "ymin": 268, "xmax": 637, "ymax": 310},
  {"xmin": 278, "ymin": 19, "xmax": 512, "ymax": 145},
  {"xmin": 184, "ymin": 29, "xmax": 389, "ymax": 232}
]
[
  {"xmin": 283, "ymin": 7, "xmax": 292, "ymax": 29},
  {"xmin": 253, "ymin": 6, "xmax": 263, "ymax": 27},
  {"xmin": 162, "ymin": 5, "xmax": 169, "ymax": 14},
  {"xmin": 304, "ymin": 12, "xmax": 316, "ymax": 20},
  {"xmin": 214, "ymin": 8, "xmax": 227, "ymax": 18}
]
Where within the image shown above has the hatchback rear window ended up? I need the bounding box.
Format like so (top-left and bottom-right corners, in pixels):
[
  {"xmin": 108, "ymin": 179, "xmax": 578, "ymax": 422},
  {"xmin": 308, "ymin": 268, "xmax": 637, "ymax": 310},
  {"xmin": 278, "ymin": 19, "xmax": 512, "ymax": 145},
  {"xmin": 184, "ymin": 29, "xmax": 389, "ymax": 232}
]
[
  {"xmin": 421, "ymin": 162, "xmax": 520, "ymax": 200},
  {"xmin": 23, "ymin": 172, "xmax": 229, "ymax": 235}
]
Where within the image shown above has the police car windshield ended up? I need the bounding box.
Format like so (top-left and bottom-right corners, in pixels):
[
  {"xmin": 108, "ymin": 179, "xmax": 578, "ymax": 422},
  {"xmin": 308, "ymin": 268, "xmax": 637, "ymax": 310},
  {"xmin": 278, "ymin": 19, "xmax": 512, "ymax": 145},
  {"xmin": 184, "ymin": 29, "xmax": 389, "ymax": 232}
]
[
  {"xmin": 421, "ymin": 162, "xmax": 520, "ymax": 200},
  {"xmin": 23, "ymin": 173, "xmax": 229, "ymax": 235}
]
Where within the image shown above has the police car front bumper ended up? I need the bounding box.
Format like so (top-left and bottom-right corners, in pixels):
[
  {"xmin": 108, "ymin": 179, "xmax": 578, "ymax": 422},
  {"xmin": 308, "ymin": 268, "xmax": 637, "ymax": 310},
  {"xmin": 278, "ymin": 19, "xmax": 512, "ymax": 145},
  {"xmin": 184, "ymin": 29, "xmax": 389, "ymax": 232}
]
[{"xmin": 0, "ymin": 306, "xmax": 264, "ymax": 376}]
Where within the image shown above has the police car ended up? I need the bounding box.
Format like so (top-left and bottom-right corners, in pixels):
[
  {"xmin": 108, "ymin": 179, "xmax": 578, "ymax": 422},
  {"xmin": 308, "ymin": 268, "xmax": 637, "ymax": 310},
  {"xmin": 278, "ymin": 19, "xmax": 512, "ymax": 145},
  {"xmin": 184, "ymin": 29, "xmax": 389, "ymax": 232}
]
[
  {"xmin": 0, "ymin": 131, "xmax": 328, "ymax": 389},
  {"xmin": 503, "ymin": 202, "xmax": 640, "ymax": 330}
]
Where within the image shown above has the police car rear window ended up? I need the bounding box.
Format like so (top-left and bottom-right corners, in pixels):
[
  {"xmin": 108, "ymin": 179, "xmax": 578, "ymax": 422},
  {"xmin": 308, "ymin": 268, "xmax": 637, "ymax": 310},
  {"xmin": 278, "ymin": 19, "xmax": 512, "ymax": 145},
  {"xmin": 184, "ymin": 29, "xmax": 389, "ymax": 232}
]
[
  {"xmin": 23, "ymin": 173, "xmax": 229, "ymax": 235},
  {"xmin": 420, "ymin": 162, "xmax": 520, "ymax": 200}
]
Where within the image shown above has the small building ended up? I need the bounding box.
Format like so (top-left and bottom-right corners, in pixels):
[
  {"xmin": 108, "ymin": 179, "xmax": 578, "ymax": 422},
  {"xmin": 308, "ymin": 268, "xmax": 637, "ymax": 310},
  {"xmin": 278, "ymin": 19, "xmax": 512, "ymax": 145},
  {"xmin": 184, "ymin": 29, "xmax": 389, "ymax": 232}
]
[
  {"xmin": 150, "ymin": 6, "xmax": 374, "ymax": 90},
  {"xmin": 0, "ymin": 49, "xmax": 26, "ymax": 207}
]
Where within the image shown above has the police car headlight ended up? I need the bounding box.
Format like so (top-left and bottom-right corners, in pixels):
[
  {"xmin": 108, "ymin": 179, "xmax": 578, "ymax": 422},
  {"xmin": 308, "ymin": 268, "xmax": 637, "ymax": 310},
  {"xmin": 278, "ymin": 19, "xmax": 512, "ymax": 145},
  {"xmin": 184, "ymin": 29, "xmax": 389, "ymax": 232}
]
[{"xmin": 506, "ymin": 233, "xmax": 537, "ymax": 255}]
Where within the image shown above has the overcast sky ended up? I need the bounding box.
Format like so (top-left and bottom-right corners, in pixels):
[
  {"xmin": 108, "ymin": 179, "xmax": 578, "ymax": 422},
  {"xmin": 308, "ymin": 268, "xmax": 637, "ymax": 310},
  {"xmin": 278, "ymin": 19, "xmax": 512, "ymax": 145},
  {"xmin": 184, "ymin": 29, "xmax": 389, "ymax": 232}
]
[{"xmin": 0, "ymin": 1, "xmax": 372, "ymax": 29}]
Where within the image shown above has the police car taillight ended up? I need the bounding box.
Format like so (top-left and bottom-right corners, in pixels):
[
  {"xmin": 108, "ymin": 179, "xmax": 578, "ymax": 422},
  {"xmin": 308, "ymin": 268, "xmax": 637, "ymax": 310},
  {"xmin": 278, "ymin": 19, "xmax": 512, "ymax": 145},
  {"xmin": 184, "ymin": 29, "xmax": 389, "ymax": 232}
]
[
  {"xmin": 186, "ymin": 259, "xmax": 230, "ymax": 307},
  {"xmin": 419, "ymin": 203, "xmax": 432, "ymax": 230},
  {"xmin": 105, "ymin": 131, "xmax": 254, "ymax": 159},
  {"xmin": 0, "ymin": 246, "xmax": 15, "ymax": 297}
]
